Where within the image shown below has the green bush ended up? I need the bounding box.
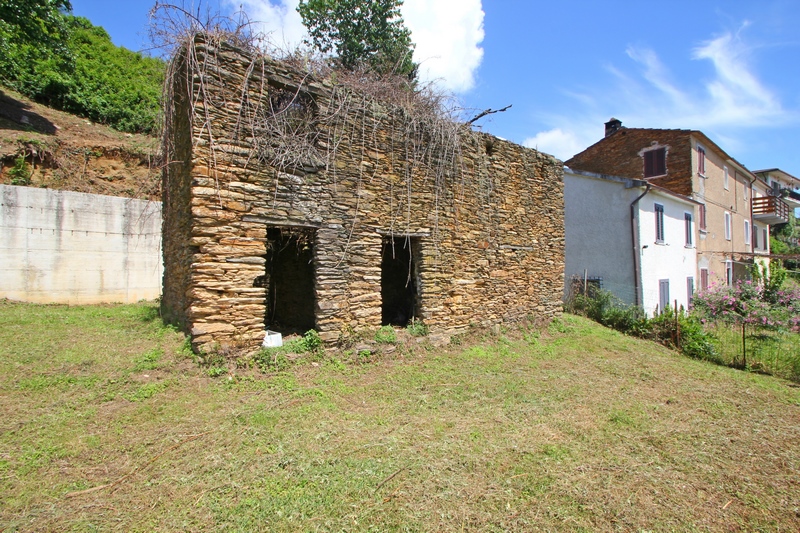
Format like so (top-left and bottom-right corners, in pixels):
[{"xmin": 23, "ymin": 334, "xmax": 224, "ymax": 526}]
[
  {"xmin": 406, "ymin": 319, "xmax": 429, "ymax": 337},
  {"xmin": 253, "ymin": 329, "xmax": 323, "ymax": 372},
  {"xmin": 649, "ymin": 308, "xmax": 718, "ymax": 362},
  {"xmin": 568, "ymin": 290, "xmax": 717, "ymax": 362},
  {"xmin": 8, "ymin": 155, "xmax": 32, "ymax": 185},
  {"xmin": 1, "ymin": 15, "xmax": 164, "ymax": 134},
  {"xmin": 375, "ymin": 325, "xmax": 397, "ymax": 344}
]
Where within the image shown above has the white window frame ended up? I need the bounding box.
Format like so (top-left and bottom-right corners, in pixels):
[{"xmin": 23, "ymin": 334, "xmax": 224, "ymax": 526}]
[
  {"xmin": 724, "ymin": 211, "xmax": 732, "ymax": 241},
  {"xmin": 724, "ymin": 166, "xmax": 729, "ymax": 190},
  {"xmin": 726, "ymin": 261, "xmax": 733, "ymax": 286},
  {"xmin": 744, "ymin": 220, "xmax": 751, "ymax": 246}
]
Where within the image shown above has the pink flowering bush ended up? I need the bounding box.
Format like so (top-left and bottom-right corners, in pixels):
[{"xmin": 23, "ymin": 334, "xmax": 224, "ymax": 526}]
[{"xmin": 692, "ymin": 279, "xmax": 800, "ymax": 333}]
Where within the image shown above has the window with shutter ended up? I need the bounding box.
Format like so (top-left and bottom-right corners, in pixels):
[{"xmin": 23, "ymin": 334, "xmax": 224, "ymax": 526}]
[
  {"xmin": 700, "ymin": 268, "xmax": 709, "ymax": 291},
  {"xmin": 744, "ymin": 220, "xmax": 751, "ymax": 246},
  {"xmin": 699, "ymin": 204, "xmax": 707, "ymax": 231},
  {"xmin": 698, "ymin": 146, "xmax": 706, "ymax": 176},
  {"xmin": 659, "ymin": 279, "xmax": 670, "ymax": 313},
  {"xmin": 655, "ymin": 203, "xmax": 665, "ymax": 243},
  {"xmin": 644, "ymin": 148, "xmax": 667, "ymax": 178},
  {"xmin": 685, "ymin": 212, "xmax": 693, "ymax": 246},
  {"xmin": 687, "ymin": 277, "xmax": 694, "ymax": 306}
]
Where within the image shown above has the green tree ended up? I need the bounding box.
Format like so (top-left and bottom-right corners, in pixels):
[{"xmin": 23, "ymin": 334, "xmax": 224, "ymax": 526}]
[
  {"xmin": 297, "ymin": 0, "xmax": 416, "ymax": 78},
  {"xmin": 1, "ymin": 10, "xmax": 165, "ymax": 134},
  {"xmin": 0, "ymin": 0, "xmax": 72, "ymax": 49},
  {"xmin": 0, "ymin": 0, "xmax": 73, "ymax": 91}
]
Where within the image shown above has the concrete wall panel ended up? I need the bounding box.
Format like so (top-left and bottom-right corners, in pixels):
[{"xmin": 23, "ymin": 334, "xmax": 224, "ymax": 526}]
[{"xmin": 0, "ymin": 185, "xmax": 162, "ymax": 304}]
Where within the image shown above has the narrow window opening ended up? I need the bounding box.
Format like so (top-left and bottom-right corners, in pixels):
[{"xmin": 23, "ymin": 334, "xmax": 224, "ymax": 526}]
[
  {"xmin": 699, "ymin": 203, "xmax": 707, "ymax": 231},
  {"xmin": 684, "ymin": 212, "xmax": 693, "ymax": 246},
  {"xmin": 261, "ymin": 227, "xmax": 316, "ymax": 334},
  {"xmin": 655, "ymin": 203, "xmax": 665, "ymax": 243},
  {"xmin": 724, "ymin": 211, "xmax": 732, "ymax": 241},
  {"xmin": 381, "ymin": 236, "xmax": 421, "ymax": 327},
  {"xmin": 744, "ymin": 220, "xmax": 751, "ymax": 246},
  {"xmin": 698, "ymin": 146, "xmax": 706, "ymax": 176}
]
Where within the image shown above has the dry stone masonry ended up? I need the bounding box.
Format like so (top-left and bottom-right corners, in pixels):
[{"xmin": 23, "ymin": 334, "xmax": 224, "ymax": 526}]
[{"xmin": 162, "ymin": 35, "xmax": 565, "ymax": 352}]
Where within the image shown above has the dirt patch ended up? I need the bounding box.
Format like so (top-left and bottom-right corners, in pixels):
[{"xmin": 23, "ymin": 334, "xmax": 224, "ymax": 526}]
[{"xmin": 0, "ymin": 87, "xmax": 160, "ymax": 200}]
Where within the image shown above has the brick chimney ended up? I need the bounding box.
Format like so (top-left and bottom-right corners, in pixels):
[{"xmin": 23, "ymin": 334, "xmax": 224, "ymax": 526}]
[{"xmin": 605, "ymin": 117, "xmax": 622, "ymax": 137}]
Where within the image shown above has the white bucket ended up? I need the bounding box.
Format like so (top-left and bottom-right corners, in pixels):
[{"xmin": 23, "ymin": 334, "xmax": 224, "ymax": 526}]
[{"xmin": 262, "ymin": 330, "xmax": 283, "ymax": 348}]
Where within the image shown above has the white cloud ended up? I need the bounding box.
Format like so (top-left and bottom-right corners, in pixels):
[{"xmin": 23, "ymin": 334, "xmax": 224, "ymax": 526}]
[
  {"xmin": 226, "ymin": 0, "xmax": 307, "ymax": 50},
  {"xmin": 229, "ymin": 0, "xmax": 485, "ymax": 93},
  {"xmin": 523, "ymin": 128, "xmax": 590, "ymax": 161},
  {"xmin": 523, "ymin": 24, "xmax": 794, "ymax": 162},
  {"xmin": 401, "ymin": 0, "xmax": 485, "ymax": 93},
  {"xmin": 690, "ymin": 31, "xmax": 782, "ymax": 125}
]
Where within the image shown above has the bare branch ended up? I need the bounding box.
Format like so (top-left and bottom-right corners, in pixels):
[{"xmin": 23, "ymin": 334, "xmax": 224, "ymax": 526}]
[{"xmin": 467, "ymin": 104, "xmax": 512, "ymax": 125}]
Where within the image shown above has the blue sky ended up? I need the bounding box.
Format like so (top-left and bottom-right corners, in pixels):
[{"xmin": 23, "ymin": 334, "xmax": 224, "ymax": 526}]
[{"xmin": 70, "ymin": 0, "xmax": 800, "ymax": 175}]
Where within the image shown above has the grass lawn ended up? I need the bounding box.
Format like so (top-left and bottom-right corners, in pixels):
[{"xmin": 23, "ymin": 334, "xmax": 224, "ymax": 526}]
[{"xmin": 1, "ymin": 300, "xmax": 799, "ymax": 531}]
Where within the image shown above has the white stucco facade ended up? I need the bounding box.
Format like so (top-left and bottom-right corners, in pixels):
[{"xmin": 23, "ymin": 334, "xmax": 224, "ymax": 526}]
[
  {"xmin": 564, "ymin": 168, "xmax": 697, "ymax": 316},
  {"xmin": 637, "ymin": 191, "xmax": 698, "ymax": 315}
]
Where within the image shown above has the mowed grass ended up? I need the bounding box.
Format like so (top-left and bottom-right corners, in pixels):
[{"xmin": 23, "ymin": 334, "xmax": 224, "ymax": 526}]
[{"xmin": 1, "ymin": 301, "xmax": 800, "ymax": 531}]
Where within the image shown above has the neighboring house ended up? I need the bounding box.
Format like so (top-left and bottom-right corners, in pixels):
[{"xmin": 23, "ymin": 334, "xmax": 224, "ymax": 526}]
[
  {"xmin": 564, "ymin": 168, "xmax": 698, "ymax": 316},
  {"xmin": 753, "ymin": 168, "xmax": 800, "ymax": 217},
  {"xmin": 566, "ymin": 119, "xmax": 793, "ymax": 289}
]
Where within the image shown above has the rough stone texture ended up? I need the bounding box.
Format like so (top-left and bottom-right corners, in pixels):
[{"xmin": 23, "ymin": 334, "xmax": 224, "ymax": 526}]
[
  {"xmin": 162, "ymin": 36, "xmax": 564, "ymax": 352},
  {"xmin": 566, "ymin": 128, "xmax": 694, "ymax": 196}
]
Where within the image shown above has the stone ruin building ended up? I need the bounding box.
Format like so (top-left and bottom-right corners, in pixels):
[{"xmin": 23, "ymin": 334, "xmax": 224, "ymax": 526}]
[{"xmin": 161, "ymin": 35, "xmax": 565, "ymax": 352}]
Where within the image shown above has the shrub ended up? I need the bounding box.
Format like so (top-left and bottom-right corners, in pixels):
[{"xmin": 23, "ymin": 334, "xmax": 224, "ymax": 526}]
[
  {"xmin": 649, "ymin": 307, "xmax": 718, "ymax": 362},
  {"xmin": 253, "ymin": 329, "xmax": 322, "ymax": 372},
  {"xmin": 375, "ymin": 325, "xmax": 397, "ymax": 344},
  {"xmin": 406, "ymin": 319, "xmax": 429, "ymax": 337},
  {"xmin": 8, "ymin": 155, "xmax": 32, "ymax": 185},
  {"xmin": 567, "ymin": 290, "xmax": 716, "ymax": 361}
]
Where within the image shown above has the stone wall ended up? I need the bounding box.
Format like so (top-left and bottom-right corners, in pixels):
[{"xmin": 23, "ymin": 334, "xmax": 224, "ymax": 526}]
[{"xmin": 162, "ymin": 35, "xmax": 565, "ymax": 352}]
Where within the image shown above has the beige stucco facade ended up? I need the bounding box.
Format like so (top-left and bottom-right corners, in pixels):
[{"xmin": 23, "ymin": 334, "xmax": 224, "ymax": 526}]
[{"xmin": 690, "ymin": 135, "xmax": 759, "ymax": 286}]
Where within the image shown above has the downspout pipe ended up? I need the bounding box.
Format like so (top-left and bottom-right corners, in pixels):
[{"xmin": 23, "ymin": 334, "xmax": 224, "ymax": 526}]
[{"xmin": 630, "ymin": 183, "xmax": 652, "ymax": 307}]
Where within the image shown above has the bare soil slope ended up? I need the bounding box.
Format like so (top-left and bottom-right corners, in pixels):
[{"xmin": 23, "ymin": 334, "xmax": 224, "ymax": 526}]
[{"xmin": 0, "ymin": 87, "xmax": 160, "ymax": 200}]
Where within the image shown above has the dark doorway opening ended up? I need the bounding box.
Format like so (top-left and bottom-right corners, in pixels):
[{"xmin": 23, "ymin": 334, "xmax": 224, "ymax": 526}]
[
  {"xmin": 381, "ymin": 236, "xmax": 420, "ymax": 327},
  {"xmin": 261, "ymin": 227, "xmax": 316, "ymax": 334}
]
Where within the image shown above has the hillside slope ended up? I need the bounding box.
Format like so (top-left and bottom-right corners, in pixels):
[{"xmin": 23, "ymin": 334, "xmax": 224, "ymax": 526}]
[{"xmin": 0, "ymin": 87, "xmax": 160, "ymax": 200}]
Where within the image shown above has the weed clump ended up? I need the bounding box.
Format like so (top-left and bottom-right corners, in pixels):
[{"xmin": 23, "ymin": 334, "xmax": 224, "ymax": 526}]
[
  {"xmin": 253, "ymin": 329, "xmax": 323, "ymax": 372},
  {"xmin": 375, "ymin": 325, "xmax": 397, "ymax": 344}
]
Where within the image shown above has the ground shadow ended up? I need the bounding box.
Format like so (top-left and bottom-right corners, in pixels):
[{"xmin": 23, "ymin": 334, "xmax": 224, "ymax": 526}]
[{"xmin": 0, "ymin": 89, "xmax": 57, "ymax": 135}]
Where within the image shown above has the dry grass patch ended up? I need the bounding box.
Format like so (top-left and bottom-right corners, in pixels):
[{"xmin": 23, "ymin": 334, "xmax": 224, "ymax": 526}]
[{"xmin": 1, "ymin": 302, "xmax": 799, "ymax": 531}]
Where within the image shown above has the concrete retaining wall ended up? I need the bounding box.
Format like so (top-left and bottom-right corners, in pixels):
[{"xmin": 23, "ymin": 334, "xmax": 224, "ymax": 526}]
[{"xmin": 0, "ymin": 185, "xmax": 162, "ymax": 304}]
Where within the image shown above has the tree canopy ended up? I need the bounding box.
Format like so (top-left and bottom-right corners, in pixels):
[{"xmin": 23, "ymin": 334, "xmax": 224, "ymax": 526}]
[
  {"xmin": 0, "ymin": 3, "xmax": 164, "ymax": 134},
  {"xmin": 297, "ymin": 0, "xmax": 416, "ymax": 78}
]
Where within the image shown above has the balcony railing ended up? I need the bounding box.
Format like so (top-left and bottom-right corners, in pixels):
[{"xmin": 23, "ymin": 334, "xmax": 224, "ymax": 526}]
[{"xmin": 752, "ymin": 196, "xmax": 790, "ymax": 225}]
